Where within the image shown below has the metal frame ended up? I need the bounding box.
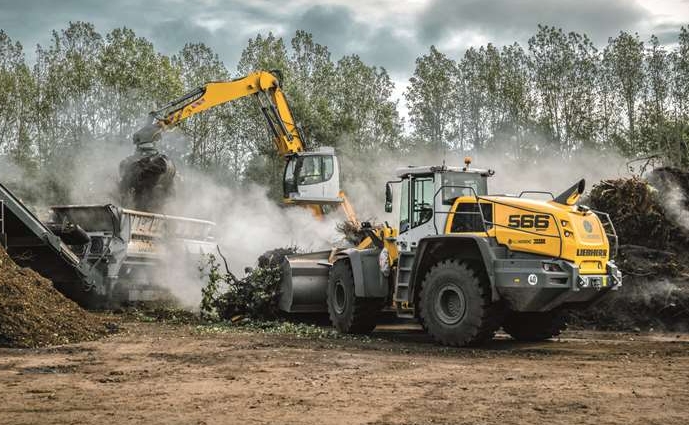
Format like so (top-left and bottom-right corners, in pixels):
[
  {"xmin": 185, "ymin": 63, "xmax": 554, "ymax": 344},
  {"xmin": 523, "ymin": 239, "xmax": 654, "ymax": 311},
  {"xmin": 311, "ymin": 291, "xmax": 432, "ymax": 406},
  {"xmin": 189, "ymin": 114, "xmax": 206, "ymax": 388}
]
[
  {"xmin": 518, "ymin": 190, "xmax": 554, "ymax": 199},
  {"xmin": 591, "ymin": 209, "xmax": 619, "ymax": 259}
]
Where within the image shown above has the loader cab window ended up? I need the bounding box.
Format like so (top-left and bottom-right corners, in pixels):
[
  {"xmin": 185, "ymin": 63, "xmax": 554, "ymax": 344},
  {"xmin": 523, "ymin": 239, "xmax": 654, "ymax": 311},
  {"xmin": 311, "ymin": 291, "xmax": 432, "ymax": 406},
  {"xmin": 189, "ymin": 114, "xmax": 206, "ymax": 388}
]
[
  {"xmin": 412, "ymin": 177, "xmax": 434, "ymax": 228},
  {"xmin": 441, "ymin": 172, "xmax": 488, "ymax": 205}
]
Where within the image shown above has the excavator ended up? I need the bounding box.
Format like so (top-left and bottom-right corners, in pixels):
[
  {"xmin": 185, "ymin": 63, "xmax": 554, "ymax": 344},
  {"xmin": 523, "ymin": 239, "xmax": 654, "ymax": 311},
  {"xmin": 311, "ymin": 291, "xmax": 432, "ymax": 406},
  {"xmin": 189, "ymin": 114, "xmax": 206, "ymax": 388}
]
[
  {"xmin": 119, "ymin": 70, "xmax": 356, "ymax": 222},
  {"xmin": 0, "ymin": 70, "xmax": 357, "ymax": 309}
]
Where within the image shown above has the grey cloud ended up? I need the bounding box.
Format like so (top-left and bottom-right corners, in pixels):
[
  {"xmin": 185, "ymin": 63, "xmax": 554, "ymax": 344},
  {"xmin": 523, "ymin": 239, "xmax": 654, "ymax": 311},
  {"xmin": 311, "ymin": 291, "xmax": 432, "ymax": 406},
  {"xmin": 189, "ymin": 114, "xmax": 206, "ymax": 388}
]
[
  {"xmin": 419, "ymin": 0, "xmax": 649, "ymax": 46},
  {"xmin": 149, "ymin": 19, "xmax": 217, "ymax": 54},
  {"xmin": 651, "ymin": 23, "xmax": 686, "ymax": 44},
  {"xmin": 286, "ymin": 4, "xmax": 419, "ymax": 73},
  {"xmin": 291, "ymin": 4, "xmax": 359, "ymax": 49},
  {"xmin": 0, "ymin": 0, "xmax": 280, "ymax": 67},
  {"xmin": 0, "ymin": 0, "xmax": 683, "ymax": 86}
]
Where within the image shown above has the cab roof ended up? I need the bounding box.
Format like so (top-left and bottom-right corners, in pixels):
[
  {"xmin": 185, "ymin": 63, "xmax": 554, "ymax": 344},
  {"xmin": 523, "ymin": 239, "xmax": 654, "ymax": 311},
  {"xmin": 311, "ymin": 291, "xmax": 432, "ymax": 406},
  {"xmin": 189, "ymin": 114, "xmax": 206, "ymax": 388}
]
[{"xmin": 395, "ymin": 165, "xmax": 493, "ymax": 178}]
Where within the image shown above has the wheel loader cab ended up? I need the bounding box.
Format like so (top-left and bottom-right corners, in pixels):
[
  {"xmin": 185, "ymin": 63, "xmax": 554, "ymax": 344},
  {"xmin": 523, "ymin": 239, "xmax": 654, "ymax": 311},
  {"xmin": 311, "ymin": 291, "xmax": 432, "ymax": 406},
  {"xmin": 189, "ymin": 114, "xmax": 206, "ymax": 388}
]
[
  {"xmin": 392, "ymin": 165, "xmax": 492, "ymax": 251},
  {"xmin": 283, "ymin": 147, "xmax": 344, "ymax": 205}
]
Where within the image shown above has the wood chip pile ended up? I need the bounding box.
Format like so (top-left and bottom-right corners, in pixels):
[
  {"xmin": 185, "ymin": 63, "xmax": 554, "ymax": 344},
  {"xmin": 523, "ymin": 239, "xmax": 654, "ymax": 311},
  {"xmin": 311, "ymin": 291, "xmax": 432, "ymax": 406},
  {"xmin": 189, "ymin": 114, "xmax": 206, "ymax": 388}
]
[{"xmin": 0, "ymin": 246, "xmax": 117, "ymax": 348}]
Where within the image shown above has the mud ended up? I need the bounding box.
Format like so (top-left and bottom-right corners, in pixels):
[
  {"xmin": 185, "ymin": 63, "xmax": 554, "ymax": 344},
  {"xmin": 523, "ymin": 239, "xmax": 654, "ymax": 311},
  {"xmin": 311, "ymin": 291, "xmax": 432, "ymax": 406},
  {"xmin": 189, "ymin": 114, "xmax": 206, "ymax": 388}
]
[{"xmin": 1, "ymin": 318, "xmax": 688, "ymax": 425}]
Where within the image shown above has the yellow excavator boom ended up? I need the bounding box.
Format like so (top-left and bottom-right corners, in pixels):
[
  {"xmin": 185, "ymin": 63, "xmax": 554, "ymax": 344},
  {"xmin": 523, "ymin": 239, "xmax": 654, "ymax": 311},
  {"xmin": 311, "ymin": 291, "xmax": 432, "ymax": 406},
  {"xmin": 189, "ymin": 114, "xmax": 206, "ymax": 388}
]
[{"xmin": 145, "ymin": 70, "xmax": 305, "ymax": 156}]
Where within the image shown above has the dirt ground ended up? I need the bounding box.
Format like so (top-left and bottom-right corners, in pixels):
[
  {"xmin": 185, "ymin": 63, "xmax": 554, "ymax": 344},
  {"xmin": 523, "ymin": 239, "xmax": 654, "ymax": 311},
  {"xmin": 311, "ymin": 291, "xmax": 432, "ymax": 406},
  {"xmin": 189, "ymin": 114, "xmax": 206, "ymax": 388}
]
[{"xmin": 1, "ymin": 319, "xmax": 688, "ymax": 425}]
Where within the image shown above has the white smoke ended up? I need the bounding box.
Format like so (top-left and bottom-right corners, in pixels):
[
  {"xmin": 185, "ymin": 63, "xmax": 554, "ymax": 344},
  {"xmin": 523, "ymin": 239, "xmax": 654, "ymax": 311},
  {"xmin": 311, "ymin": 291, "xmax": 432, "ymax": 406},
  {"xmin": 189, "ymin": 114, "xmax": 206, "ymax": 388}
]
[
  {"xmin": 339, "ymin": 145, "xmax": 631, "ymax": 226},
  {"xmin": 657, "ymin": 182, "xmax": 689, "ymax": 233}
]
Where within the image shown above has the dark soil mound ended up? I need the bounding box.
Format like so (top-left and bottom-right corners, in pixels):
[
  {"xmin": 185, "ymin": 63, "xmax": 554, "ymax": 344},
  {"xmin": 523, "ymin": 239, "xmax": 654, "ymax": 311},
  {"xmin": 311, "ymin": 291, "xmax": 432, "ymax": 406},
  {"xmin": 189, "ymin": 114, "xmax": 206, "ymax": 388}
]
[
  {"xmin": 588, "ymin": 167, "xmax": 689, "ymax": 250},
  {"xmin": 0, "ymin": 246, "xmax": 117, "ymax": 348},
  {"xmin": 574, "ymin": 168, "xmax": 689, "ymax": 331},
  {"xmin": 570, "ymin": 244, "xmax": 689, "ymax": 331}
]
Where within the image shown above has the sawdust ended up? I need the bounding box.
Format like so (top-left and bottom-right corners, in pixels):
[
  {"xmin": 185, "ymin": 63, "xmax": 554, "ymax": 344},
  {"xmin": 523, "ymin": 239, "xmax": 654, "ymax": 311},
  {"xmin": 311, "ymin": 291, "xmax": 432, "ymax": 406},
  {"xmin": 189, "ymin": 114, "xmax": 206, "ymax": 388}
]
[{"xmin": 0, "ymin": 246, "xmax": 118, "ymax": 348}]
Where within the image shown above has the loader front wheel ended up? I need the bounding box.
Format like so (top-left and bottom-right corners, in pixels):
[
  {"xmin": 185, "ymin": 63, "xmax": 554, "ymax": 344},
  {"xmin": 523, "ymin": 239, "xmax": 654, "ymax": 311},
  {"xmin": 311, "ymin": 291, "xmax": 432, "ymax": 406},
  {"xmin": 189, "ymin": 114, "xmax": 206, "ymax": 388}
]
[
  {"xmin": 502, "ymin": 310, "xmax": 568, "ymax": 341},
  {"xmin": 327, "ymin": 260, "xmax": 381, "ymax": 334},
  {"xmin": 419, "ymin": 260, "xmax": 501, "ymax": 347}
]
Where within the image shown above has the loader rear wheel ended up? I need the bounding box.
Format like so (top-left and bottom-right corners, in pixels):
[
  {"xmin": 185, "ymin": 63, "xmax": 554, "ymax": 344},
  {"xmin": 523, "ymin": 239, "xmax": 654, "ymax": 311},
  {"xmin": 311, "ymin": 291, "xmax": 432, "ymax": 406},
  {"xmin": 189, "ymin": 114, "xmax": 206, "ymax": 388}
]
[
  {"xmin": 419, "ymin": 260, "xmax": 502, "ymax": 347},
  {"xmin": 502, "ymin": 310, "xmax": 568, "ymax": 341},
  {"xmin": 327, "ymin": 260, "xmax": 381, "ymax": 334}
]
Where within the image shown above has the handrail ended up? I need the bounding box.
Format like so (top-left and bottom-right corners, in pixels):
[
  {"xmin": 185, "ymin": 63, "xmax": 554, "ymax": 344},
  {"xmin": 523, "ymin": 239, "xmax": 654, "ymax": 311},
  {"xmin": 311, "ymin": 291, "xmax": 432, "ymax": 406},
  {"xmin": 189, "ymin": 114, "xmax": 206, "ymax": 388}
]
[
  {"xmin": 591, "ymin": 209, "xmax": 619, "ymax": 259},
  {"xmin": 518, "ymin": 190, "xmax": 554, "ymax": 199}
]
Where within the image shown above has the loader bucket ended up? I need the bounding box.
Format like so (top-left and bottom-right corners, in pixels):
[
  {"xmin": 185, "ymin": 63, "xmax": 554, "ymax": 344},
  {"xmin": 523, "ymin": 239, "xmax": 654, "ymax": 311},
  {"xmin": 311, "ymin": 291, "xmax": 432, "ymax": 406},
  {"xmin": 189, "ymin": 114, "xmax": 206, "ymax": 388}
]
[{"xmin": 278, "ymin": 251, "xmax": 331, "ymax": 313}]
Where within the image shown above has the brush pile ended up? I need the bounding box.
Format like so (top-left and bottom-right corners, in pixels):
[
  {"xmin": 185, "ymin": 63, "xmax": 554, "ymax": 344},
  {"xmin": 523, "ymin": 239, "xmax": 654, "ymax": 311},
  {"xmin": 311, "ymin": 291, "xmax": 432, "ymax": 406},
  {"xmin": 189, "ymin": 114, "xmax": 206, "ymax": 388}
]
[
  {"xmin": 571, "ymin": 167, "xmax": 689, "ymax": 331},
  {"xmin": 200, "ymin": 247, "xmax": 297, "ymax": 321},
  {"xmin": 0, "ymin": 246, "xmax": 117, "ymax": 348}
]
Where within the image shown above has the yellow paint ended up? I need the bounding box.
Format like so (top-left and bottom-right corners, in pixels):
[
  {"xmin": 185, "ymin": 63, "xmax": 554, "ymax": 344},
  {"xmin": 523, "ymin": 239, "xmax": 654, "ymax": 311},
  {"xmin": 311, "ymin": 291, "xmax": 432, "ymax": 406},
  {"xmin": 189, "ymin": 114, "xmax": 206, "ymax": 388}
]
[
  {"xmin": 445, "ymin": 195, "xmax": 610, "ymax": 275},
  {"xmin": 161, "ymin": 71, "xmax": 305, "ymax": 155}
]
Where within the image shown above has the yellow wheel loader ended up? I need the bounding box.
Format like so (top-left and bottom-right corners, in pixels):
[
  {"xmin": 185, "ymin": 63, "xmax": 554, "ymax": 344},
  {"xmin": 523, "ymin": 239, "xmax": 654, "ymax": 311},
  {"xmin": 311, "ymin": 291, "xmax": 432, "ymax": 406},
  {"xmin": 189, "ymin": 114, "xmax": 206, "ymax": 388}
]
[{"xmin": 279, "ymin": 158, "xmax": 622, "ymax": 346}]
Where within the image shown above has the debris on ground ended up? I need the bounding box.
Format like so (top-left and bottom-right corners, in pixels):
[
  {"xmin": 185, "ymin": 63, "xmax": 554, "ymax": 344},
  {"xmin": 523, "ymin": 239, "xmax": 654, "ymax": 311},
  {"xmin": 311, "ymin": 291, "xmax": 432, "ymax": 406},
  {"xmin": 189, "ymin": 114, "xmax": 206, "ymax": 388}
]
[
  {"xmin": 0, "ymin": 246, "xmax": 118, "ymax": 348},
  {"xmin": 195, "ymin": 319, "xmax": 374, "ymax": 341},
  {"xmin": 200, "ymin": 247, "xmax": 297, "ymax": 321},
  {"xmin": 123, "ymin": 307, "xmax": 200, "ymax": 325},
  {"xmin": 572, "ymin": 167, "xmax": 689, "ymax": 331}
]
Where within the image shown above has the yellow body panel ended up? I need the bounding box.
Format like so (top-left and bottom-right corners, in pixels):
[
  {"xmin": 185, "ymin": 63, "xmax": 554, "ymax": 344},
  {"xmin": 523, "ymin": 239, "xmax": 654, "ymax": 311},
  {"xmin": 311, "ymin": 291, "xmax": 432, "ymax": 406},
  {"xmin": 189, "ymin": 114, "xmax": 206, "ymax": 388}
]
[{"xmin": 446, "ymin": 196, "xmax": 609, "ymax": 274}]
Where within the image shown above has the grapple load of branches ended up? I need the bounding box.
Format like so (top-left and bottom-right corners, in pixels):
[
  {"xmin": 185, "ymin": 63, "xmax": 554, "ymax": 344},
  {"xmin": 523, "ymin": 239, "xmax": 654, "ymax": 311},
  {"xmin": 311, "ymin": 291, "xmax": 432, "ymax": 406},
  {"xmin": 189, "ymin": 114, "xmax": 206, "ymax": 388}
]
[{"xmin": 201, "ymin": 248, "xmax": 297, "ymax": 321}]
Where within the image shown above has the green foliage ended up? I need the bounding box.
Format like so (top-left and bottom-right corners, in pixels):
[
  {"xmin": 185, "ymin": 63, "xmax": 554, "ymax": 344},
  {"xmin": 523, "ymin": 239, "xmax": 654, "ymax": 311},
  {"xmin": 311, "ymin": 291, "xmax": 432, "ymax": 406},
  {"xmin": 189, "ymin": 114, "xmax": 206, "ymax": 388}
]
[
  {"xmin": 1, "ymin": 21, "xmax": 689, "ymax": 206},
  {"xmin": 200, "ymin": 248, "xmax": 297, "ymax": 320},
  {"xmin": 196, "ymin": 319, "xmax": 373, "ymax": 341},
  {"xmin": 406, "ymin": 25, "xmax": 689, "ymax": 165}
]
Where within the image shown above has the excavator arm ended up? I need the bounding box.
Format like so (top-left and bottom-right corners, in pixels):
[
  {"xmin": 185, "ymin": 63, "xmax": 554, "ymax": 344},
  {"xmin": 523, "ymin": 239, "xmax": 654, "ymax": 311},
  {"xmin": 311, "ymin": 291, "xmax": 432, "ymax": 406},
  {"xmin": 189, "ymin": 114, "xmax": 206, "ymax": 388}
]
[
  {"xmin": 127, "ymin": 69, "xmax": 358, "ymax": 223},
  {"xmin": 133, "ymin": 70, "xmax": 305, "ymax": 156}
]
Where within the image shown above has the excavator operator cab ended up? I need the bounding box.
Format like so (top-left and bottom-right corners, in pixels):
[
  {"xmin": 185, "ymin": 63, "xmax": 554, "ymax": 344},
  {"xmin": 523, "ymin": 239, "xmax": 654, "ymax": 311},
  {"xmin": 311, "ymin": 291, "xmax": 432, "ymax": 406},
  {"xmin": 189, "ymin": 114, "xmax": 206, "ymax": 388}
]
[{"xmin": 283, "ymin": 147, "xmax": 344, "ymax": 205}]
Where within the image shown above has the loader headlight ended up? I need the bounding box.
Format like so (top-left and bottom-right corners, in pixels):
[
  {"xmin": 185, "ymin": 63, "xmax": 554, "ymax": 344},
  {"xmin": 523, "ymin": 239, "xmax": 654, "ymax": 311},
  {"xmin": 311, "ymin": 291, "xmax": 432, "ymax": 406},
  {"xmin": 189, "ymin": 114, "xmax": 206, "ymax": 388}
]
[{"xmin": 542, "ymin": 262, "xmax": 563, "ymax": 272}]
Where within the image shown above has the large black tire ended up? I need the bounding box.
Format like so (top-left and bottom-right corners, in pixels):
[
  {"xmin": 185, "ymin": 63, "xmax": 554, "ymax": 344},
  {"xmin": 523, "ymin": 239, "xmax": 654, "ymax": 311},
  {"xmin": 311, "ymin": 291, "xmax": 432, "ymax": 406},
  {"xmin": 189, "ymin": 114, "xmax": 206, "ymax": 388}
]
[
  {"xmin": 502, "ymin": 310, "xmax": 568, "ymax": 341},
  {"xmin": 419, "ymin": 260, "xmax": 502, "ymax": 346},
  {"xmin": 327, "ymin": 260, "xmax": 382, "ymax": 334}
]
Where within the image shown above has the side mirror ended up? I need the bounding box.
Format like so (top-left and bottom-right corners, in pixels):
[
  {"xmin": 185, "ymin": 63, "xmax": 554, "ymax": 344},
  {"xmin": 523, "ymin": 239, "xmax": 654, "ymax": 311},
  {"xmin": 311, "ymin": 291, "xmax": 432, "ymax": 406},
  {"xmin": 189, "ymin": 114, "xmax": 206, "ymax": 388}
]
[{"xmin": 384, "ymin": 183, "xmax": 393, "ymax": 213}]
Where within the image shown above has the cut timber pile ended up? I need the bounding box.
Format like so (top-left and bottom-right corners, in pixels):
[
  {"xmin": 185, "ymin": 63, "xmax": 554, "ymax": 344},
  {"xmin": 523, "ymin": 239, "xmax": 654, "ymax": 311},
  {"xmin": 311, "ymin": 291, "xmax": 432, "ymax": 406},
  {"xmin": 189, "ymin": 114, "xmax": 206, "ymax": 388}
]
[
  {"xmin": 571, "ymin": 167, "xmax": 689, "ymax": 331},
  {"xmin": 0, "ymin": 246, "xmax": 117, "ymax": 348}
]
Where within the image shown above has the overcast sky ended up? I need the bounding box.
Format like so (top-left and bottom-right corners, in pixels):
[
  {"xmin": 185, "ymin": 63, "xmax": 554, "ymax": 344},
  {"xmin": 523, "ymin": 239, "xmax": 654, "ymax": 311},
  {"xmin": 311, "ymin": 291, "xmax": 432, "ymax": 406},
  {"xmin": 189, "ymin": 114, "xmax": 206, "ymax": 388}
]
[{"xmin": 1, "ymin": 0, "xmax": 688, "ymax": 108}]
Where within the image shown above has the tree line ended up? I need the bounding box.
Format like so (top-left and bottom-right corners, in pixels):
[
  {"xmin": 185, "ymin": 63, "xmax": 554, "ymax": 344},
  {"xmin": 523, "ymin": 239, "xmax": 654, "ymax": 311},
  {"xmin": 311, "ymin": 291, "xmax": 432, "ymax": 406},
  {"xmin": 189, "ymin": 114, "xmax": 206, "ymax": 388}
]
[
  {"xmin": 407, "ymin": 25, "xmax": 689, "ymax": 166},
  {"xmin": 0, "ymin": 22, "xmax": 688, "ymax": 203}
]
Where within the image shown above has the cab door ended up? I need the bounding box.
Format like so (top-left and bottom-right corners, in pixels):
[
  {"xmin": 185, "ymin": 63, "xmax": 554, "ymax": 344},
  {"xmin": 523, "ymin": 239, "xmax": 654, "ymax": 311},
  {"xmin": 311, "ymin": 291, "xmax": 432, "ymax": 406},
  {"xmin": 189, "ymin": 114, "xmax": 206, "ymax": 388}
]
[{"xmin": 396, "ymin": 175, "xmax": 435, "ymax": 252}]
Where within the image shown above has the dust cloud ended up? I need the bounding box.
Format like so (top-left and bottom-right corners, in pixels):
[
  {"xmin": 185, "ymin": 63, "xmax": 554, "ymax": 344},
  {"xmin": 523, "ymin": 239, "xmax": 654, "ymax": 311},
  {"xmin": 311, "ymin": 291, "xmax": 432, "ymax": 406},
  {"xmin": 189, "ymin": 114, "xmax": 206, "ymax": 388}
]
[
  {"xmin": 339, "ymin": 145, "xmax": 631, "ymax": 225},
  {"xmin": 654, "ymin": 182, "xmax": 689, "ymax": 233}
]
